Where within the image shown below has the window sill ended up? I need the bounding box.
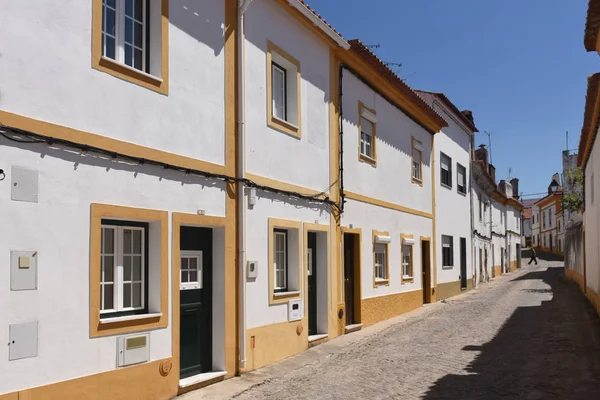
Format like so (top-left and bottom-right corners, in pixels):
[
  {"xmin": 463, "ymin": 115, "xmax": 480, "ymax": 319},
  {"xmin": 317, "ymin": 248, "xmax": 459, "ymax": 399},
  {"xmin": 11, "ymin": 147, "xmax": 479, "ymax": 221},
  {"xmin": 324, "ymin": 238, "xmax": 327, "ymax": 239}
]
[
  {"xmin": 402, "ymin": 276, "xmax": 414, "ymax": 283},
  {"xmin": 374, "ymin": 279, "xmax": 389, "ymax": 287},
  {"xmin": 441, "ymin": 183, "xmax": 453, "ymax": 190},
  {"xmin": 94, "ymin": 56, "xmax": 167, "ymax": 95},
  {"xmin": 271, "ymin": 290, "xmax": 301, "ymax": 304},
  {"xmin": 441, "ymin": 266, "xmax": 454, "ymax": 270},
  {"xmin": 100, "ymin": 312, "xmax": 163, "ymax": 325},
  {"xmin": 412, "ymin": 177, "xmax": 423, "ymax": 186},
  {"xmin": 458, "ymin": 190, "xmax": 467, "ymax": 196},
  {"xmin": 359, "ymin": 154, "xmax": 377, "ymax": 167},
  {"xmin": 268, "ymin": 116, "xmax": 301, "ymax": 139},
  {"xmin": 274, "ymin": 290, "xmax": 301, "ymax": 298}
]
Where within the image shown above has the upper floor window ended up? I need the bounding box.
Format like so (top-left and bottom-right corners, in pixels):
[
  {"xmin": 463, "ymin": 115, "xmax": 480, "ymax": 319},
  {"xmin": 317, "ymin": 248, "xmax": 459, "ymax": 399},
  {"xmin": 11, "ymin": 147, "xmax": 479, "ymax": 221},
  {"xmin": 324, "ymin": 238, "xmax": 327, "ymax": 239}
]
[
  {"xmin": 373, "ymin": 231, "xmax": 390, "ymax": 286},
  {"xmin": 102, "ymin": 0, "xmax": 148, "ymax": 73},
  {"xmin": 457, "ymin": 164, "xmax": 466, "ymax": 194},
  {"xmin": 440, "ymin": 153, "xmax": 452, "ymax": 188},
  {"xmin": 273, "ymin": 229, "xmax": 288, "ymax": 292},
  {"xmin": 358, "ymin": 103, "xmax": 377, "ymax": 166},
  {"xmin": 411, "ymin": 137, "xmax": 423, "ymax": 183},
  {"xmin": 267, "ymin": 41, "xmax": 301, "ymax": 138}
]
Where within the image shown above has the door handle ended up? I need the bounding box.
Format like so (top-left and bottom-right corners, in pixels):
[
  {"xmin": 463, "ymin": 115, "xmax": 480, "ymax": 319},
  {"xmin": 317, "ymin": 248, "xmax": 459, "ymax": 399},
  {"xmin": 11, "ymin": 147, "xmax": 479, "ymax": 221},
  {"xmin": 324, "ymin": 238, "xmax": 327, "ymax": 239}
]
[{"xmin": 184, "ymin": 308, "xmax": 198, "ymax": 313}]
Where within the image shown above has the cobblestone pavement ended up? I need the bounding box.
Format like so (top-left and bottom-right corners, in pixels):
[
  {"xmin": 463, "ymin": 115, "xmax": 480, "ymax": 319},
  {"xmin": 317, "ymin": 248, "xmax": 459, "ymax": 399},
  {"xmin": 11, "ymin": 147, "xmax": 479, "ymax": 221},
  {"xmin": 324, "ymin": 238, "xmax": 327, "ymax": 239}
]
[{"xmin": 231, "ymin": 261, "xmax": 600, "ymax": 400}]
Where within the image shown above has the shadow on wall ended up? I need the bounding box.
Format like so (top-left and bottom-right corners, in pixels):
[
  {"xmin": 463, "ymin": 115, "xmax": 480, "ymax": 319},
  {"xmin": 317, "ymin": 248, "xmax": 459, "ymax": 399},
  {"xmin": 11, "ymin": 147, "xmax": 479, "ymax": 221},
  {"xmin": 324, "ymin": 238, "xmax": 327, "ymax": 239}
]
[
  {"xmin": 169, "ymin": 0, "xmax": 225, "ymax": 57},
  {"xmin": 422, "ymin": 266, "xmax": 600, "ymax": 399}
]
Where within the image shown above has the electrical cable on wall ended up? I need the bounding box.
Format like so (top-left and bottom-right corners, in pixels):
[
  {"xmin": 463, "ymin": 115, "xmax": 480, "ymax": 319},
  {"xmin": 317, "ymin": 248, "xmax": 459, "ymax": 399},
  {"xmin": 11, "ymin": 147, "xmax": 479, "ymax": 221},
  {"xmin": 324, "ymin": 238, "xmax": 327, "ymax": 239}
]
[{"xmin": 0, "ymin": 124, "xmax": 341, "ymax": 213}]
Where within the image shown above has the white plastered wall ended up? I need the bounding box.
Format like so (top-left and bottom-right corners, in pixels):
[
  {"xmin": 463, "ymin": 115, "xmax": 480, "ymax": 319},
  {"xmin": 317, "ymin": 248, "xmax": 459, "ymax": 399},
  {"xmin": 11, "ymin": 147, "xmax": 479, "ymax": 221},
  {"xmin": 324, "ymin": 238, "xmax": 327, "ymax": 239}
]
[{"xmin": 585, "ymin": 126, "xmax": 600, "ymax": 295}]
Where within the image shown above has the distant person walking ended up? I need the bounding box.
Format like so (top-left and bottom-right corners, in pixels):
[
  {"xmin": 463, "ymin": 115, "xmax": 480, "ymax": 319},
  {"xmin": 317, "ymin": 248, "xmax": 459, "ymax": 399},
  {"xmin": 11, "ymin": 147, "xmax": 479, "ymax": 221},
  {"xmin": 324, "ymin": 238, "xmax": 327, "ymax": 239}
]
[{"xmin": 528, "ymin": 248, "xmax": 538, "ymax": 265}]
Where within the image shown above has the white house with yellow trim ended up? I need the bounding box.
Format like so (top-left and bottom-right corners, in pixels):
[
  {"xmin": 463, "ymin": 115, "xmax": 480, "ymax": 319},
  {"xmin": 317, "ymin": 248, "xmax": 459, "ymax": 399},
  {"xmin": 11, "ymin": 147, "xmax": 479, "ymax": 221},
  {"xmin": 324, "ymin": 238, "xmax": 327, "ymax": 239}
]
[
  {"xmin": 416, "ymin": 92, "xmax": 477, "ymax": 299},
  {"xmin": 336, "ymin": 41, "xmax": 447, "ymax": 330}
]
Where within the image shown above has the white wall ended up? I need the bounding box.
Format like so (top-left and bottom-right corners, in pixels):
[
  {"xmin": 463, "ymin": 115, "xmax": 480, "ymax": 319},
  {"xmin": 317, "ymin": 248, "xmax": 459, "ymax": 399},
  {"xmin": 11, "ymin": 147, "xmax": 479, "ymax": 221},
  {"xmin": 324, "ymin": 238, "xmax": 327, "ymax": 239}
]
[
  {"xmin": 0, "ymin": 142, "xmax": 227, "ymax": 394},
  {"xmin": 244, "ymin": 0, "xmax": 331, "ymax": 191},
  {"xmin": 0, "ymin": 0, "xmax": 227, "ymax": 165},
  {"xmin": 585, "ymin": 130, "xmax": 600, "ymax": 294},
  {"xmin": 341, "ymin": 73, "xmax": 433, "ymax": 214},
  {"xmin": 342, "ymin": 200, "xmax": 432, "ymax": 300}
]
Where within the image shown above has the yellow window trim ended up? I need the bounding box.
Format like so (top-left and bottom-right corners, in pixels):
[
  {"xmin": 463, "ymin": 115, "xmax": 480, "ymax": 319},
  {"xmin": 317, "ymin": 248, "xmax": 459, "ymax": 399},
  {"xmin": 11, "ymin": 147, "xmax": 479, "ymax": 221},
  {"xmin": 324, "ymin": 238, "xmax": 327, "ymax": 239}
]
[
  {"xmin": 268, "ymin": 218, "xmax": 303, "ymax": 305},
  {"xmin": 90, "ymin": 203, "xmax": 169, "ymax": 338},
  {"xmin": 266, "ymin": 41, "xmax": 302, "ymax": 138},
  {"xmin": 91, "ymin": 0, "xmax": 169, "ymax": 95},
  {"xmin": 401, "ymin": 234, "xmax": 414, "ymax": 284},
  {"xmin": 411, "ymin": 136, "xmax": 423, "ymax": 186},
  {"xmin": 372, "ymin": 230, "xmax": 390, "ymax": 287},
  {"xmin": 358, "ymin": 101, "xmax": 377, "ymax": 167}
]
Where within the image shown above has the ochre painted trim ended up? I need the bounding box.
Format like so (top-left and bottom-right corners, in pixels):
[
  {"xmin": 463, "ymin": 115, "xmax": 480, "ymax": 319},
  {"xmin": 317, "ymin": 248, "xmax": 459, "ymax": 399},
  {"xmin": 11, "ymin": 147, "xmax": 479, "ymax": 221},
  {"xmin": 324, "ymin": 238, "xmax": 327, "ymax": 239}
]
[
  {"xmin": 361, "ymin": 289, "xmax": 422, "ymax": 327},
  {"xmin": 357, "ymin": 101, "xmax": 377, "ymax": 167},
  {"xmin": 437, "ymin": 280, "xmax": 472, "ymax": 300},
  {"xmin": 266, "ymin": 40, "xmax": 302, "ymax": 138},
  {"xmin": 1, "ymin": 358, "xmax": 177, "ymax": 400},
  {"xmin": 586, "ymin": 286, "xmax": 600, "ymax": 318},
  {"xmin": 0, "ymin": 111, "xmax": 226, "ymax": 176},
  {"xmin": 90, "ymin": 203, "xmax": 169, "ymax": 337},
  {"xmin": 303, "ymin": 223, "xmax": 330, "ymax": 320},
  {"xmin": 345, "ymin": 191, "xmax": 432, "ymax": 219},
  {"xmin": 268, "ymin": 218, "xmax": 303, "ymax": 305},
  {"xmin": 400, "ymin": 233, "xmax": 414, "ymax": 283},
  {"xmin": 431, "ymin": 135, "xmax": 437, "ymax": 301},
  {"xmin": 411, "ymin": 136, "xmax": 423, "ymax": 186},
  {"xmin": 245, "ymin": 173, "xmax": 328, "ymax": 199},
  {"xmin": 91, "ymin": 0, "xmax": 169, "ymax": 94},
  {"xmin": 372, "ymin": 230, "xmax": 390, "ymax": 287},
  {"xmin": 171, "ymin": 212, "xmax": 234, "ymax": 382},
  {"xmin": 494, "ymin": 265, "xmax": 502, "ymax": 277},
  {"xmin": 341, "ymin": 226, "xmax": 362, "ymax": 325}
]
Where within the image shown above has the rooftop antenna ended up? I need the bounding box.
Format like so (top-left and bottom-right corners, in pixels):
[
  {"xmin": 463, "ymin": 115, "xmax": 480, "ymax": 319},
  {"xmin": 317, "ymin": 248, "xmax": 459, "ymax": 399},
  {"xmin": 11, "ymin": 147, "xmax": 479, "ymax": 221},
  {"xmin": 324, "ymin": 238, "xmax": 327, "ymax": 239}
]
[{"xmin": 483, "ymin": 131, "xmax": 493, "ymax": 165}]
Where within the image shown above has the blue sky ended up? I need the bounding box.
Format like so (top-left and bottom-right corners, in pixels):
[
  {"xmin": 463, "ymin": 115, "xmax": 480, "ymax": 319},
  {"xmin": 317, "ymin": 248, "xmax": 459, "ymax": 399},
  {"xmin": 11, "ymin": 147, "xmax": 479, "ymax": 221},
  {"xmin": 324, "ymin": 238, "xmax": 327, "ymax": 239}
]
[{"xmin": 307, "ymin": 0, "xmax": 598, "ymax": 198}]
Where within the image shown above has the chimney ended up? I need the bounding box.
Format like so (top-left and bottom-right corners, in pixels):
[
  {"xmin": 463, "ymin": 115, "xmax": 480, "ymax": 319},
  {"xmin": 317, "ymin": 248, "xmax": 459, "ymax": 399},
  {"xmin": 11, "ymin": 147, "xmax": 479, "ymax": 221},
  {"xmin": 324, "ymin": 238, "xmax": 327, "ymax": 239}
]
[
  {"xmin": 510, "ymin": 178, "xmax": 519, "ymax": 200},
  {"xmin": 498, "ymin": 180, "xmax": 506, "ymax": 195},
  {"xmin": 475, "ymin": 144, "xmax": 489, "ymax": 170},
  {"xmin": 461, "ymin": 110, "xmax": 475, "ymax": 126},
  {"xmin": 488, "ymin": 164, "xmax": 496, "ymax": 183}
]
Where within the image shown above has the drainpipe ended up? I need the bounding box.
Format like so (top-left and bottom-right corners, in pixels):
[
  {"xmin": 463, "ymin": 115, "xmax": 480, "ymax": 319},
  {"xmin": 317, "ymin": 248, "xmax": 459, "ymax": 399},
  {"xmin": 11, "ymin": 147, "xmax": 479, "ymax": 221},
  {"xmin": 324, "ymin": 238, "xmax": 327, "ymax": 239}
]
[{"xmin": 237, "ymin": 0, "xmax": 253, "ymax": 371}]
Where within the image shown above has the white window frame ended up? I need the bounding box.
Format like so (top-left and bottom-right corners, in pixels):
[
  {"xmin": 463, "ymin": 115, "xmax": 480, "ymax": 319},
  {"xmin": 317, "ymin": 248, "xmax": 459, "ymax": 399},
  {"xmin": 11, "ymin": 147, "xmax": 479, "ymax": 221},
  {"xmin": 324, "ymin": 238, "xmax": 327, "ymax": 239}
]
[
  {"xmin": 440, "ymin": 152, "xmax": 452, "ymax": 188},
  {"xmin": 402, "ymin": 244, "xmax": 412, "ymax": 278},
  {"xmin": 180, "ymin": 250, "xmax": 202, "ymax": 290},
  {"xmin": 457, "ymin": 163, "xmax": 466, "ymax": 194},
  {"xmin": 360, "ymin": 117, "xmax": 375, "ymax": 159},
  {"xmin": 374, "ymin": 243, "xmax": 387, "ymax": 281},
  {"xmin": 271, "ymin": 62, "xmax": 287, "ymax": 121},
  {"xmin": 102, "ymin": 0, "xmax": 148, "ymax": 73},
  {"xmin": 100, "ymin": 224, "xmax": 146, "ymax": 314},
  {"xmin": 274, "ymin": 229, "xmax": 288, "ymax": 292}
]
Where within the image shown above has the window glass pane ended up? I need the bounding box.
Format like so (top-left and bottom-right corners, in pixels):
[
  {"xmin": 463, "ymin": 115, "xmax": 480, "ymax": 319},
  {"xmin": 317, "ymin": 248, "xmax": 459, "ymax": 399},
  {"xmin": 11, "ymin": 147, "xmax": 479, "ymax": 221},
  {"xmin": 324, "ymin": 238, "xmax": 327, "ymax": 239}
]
[
  {"xmin": 133, "ymin": 256, "xmax": 142, "ymax": 280},
  {"xmin": 189, "ymin": 257, "xmax": 197, "ymax": 271},
  {"xmin": 103, "ymin": 228, "xmax": 115, "ymax": 253},
  {"xmin": 181, "ymin": 270, "xmax": 189, "ymax": 283},
  {"xmin": 106, "ymin": 0, "xmax": 116, "ymax": 8},
  {"xmin": 272, "ymin": 66, "xmax": 285, "ymax": 120},
  {"xmin": 135, "ymin": 21, "xmax": 143, "ymax": 48},
  {"xmin": 105, "ymin": 7, "xmax": 116, "ymax": 36},
  {"xmin": 361, "ymin": 117, "xmax": 373, "ymax": 135},
  {"xmin": 132, "ymin": 282, "xmax": 142, "ymax": 307},
  {"xmin": 105, "ymin": 36, "xmax": 116, "ymax": 60},
  {"xmin": 124, "ymin": 230, "xmax": 132, "ymax": 253},
  {"xmin": 103, "ymin": 284, "xmax": 114, "ymax": 310},
  {"xmin": 123, "ymin": 283, "xmax": 131, "ymax": 308},
  {"xmin": 189, "ymin": 270, "xmax": 198, "ymax": 283},
  {"xmin": 103, "ymin": 256, "xmax": 114, "ymax": 282},
  {"xmin": 124, "ymin": 256, "xmax": 132, "ymax": 281},
  {"xmin": 134, "ymin": 48, "xmax": 143, "ymax": 70},
  {"xmin": 125, "ymin": 0, "xmax": 134, "ymax": 17},
  {"xmin": 132, "ymin": 230, "xmax": 142, "ymax": 253},
  {"xmin": 135, "ymin": 0, "xmax": 144, "ymax": 21},
  {"xmin": 181, "ymin": 257, "xmax": 188, "ymax": 271},
  {"xmin": 125, "ymin": 18, "xmax": 133, "ymax": 44},
  {"xmin": 125, "ymin": 44, "xmax": 133, "ymax": 67}
]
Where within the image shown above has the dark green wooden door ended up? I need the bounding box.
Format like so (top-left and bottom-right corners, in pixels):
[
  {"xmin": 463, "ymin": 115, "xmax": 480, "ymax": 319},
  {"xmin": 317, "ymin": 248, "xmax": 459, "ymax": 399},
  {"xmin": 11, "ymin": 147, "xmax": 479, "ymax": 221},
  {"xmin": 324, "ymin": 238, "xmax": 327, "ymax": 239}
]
[
  {"xmin": 307, "ymin": 232, "xmax": 317, "ymax": 336},
  {"xmin": 180, "ymin": 227, "xmax": 212, "ymax": 379}
]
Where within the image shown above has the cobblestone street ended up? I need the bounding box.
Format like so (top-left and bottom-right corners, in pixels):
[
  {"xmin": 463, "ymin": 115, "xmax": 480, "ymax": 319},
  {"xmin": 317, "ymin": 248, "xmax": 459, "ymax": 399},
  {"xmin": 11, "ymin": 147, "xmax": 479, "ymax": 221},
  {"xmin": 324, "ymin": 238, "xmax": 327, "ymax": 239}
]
[{"xmin": 189, "ymin": 260, "xmax": 600, "ymax": 400}]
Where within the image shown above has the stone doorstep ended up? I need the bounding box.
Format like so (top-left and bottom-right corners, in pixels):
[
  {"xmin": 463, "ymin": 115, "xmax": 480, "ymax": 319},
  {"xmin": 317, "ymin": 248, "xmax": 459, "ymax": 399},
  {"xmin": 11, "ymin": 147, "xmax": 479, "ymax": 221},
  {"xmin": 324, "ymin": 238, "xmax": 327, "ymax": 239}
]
[{"xmin": 179, "ymin": 267, "xmax": 532, "ymax": 399}]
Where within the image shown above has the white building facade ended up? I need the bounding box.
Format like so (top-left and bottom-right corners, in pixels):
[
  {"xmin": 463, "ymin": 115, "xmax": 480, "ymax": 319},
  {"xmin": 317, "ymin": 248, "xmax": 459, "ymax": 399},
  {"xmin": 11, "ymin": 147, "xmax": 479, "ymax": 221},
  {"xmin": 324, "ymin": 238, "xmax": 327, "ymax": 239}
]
[{"xmin": 417, "ymin": 92, "xmax": 477, "ymax": 298}]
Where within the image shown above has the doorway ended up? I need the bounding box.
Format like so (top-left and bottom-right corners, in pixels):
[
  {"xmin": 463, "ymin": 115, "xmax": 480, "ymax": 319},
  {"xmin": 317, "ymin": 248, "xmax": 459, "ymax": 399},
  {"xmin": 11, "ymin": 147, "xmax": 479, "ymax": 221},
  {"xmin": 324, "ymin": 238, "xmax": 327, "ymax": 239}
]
[
  {"xmin": 343, "ymin": 232, "xmax": 361, "ymax": 327},
  {"xmin": 516, "ymin": 244, "xmax": 521, "ymax": 269},
  {"xmin": 479, "ymin": 248, "xmax": 483, "ymax": 283},
  {"xmin": 179, "ymin": 226, "xmax": 212, "ymax": 379},
  {"xmin": 307, "ymin": 232, "xmax": 317, "ymax": 336},
  {"xmin": 460, "ymin": 238, "xmax": 467, "ymax": 289},
  {"xmin": 421, "ymin": 239, "xmax": 431, "ymax": 303}
]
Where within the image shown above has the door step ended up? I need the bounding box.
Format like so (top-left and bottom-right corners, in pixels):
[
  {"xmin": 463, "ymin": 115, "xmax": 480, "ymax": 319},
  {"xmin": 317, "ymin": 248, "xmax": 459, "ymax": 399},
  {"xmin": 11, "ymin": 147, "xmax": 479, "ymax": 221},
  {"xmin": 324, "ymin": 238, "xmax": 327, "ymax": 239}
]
[
  {"xmin": 179, "ymin": 371, "xmax": 227, "ymax": 389},
  {"xmin": 308, "ymin": 333, "xmax": 329, "ymax": 347},
  {"xmin": 344, "ymin": 323, "xmax": 363, "ymax": 334}
]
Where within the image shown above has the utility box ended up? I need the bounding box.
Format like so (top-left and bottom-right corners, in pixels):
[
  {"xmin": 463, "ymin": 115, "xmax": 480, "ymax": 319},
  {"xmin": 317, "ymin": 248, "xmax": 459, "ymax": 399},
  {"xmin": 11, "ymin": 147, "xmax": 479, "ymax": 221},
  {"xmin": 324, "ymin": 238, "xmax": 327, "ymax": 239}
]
[
  {"xmin": 247, "ymin": 260, "xmax": 258, "ymax": 280},
  {"xmin": 11, "ymin": 166, "xmax": 39, "ymax": 203},
  {"xmin": 288, "ymin": 299, "xmax": 302, "ymax": 322},
  {"xmin": 10, "ymin": 251, "xmax": 38, "ymax": 291},
  {"xmin": 9, "ymin": 322, "xmax": 38, "ymax": 361},
  {"xmin": 117, "ymin": 334, "xmax": 150, "ymax": 368}
]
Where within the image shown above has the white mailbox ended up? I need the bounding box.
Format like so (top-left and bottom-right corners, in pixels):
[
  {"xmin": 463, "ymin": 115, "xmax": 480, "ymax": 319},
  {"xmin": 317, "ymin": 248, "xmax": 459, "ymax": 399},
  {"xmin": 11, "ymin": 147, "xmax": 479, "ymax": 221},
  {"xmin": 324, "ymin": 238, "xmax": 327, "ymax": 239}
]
[
  {"xmin": 117, "ymin": 334, "xmax": 150, "ymax": 368},
  {"xmin": 288, "ymin": 299, "xmax": 302, "ymax": 322},
  {"xmin": 247, "ymin": 260, "xmax": 258, "ymax": 280}
]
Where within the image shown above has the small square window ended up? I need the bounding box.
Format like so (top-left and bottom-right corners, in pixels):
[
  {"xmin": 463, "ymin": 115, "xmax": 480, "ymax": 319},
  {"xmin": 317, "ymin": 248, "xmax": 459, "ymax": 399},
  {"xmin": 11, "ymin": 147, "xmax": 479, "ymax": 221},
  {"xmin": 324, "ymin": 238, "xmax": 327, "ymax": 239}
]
[
  {"xmin": 402, "ymin": 244, "xmax": 413, "ymax": 278},
  {"xmin": 267, "ymin": 41, "xmax": 301, "ymax": 138},
  {"xmin": 358, "ymin": 103, "xmax": 377, "ymax": 166},
  {"xmin": 412, "ymin": 137, "xmax": 423, "ymax": 183},
  {"xmin": 442, "ymin": 235, "xmax": 453, "ymax": 268},
  {"xmin": 374, "ymin": 243, "xmax": 387, "ymax": 281}
]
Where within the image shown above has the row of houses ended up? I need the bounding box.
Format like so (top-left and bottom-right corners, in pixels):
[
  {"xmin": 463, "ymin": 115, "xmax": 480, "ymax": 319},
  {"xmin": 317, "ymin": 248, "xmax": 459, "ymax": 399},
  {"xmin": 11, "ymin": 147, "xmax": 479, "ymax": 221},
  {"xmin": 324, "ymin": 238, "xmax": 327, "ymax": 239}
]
[
  {"xmin": 565, "ymin": 0, "xmax": 600, "ymax": 320},
  {"xmin": 0, "ymin": 1, "xmax": 522, "ymax": 398}
]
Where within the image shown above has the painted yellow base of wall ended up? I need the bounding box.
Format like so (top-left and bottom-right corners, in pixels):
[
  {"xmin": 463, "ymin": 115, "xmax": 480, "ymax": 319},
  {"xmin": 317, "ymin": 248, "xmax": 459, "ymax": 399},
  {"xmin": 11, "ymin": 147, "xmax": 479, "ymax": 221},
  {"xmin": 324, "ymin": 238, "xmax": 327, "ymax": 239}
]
[
  {"xmin": 586, "ymin": 286, "xmax": 600, "ymax": 319},
  {"xmin": 565, "ymin": 268, "xmax": 586, "ymax": 293},
  {"xmin": 361, "ymin": 290, "xmax": 422, "ymax": 327},
  {"xmin": 509, "ymin": 260, "xmax": 517, "ymax": 272},
  {"xmin": 1, "ymin": 359, "xmax": 177, "ymax": 400},
  {"xmin": 437, "ymin": 279, "xmax": 473, "ymax": 301},
  {"xmin": 243, "ymin": 318, "xmax": 308, "ymax": 372},
  {"xmin": 494, "ymin": 265, "xmax": 502, "ymax": 277}
]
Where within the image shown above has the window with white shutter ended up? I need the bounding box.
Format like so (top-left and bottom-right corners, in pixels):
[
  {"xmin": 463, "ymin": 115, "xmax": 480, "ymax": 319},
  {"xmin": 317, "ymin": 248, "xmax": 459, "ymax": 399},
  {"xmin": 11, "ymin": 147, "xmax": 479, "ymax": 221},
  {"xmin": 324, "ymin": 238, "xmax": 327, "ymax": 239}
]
[
  {"xmin": 457, "ymin": 163, "xmax": 466, "ymax": 194},
  {"xmin": 440, "ymin": 153, "xmax": 452, "ymax": 187}
]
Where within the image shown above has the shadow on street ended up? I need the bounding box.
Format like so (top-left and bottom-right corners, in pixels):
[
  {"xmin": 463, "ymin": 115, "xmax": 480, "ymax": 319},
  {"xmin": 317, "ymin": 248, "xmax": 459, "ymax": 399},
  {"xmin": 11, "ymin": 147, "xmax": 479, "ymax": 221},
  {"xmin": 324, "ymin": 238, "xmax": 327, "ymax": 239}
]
[{"xmin": 422, "ymin": 263, "xmax": 600, "ymax": 399}]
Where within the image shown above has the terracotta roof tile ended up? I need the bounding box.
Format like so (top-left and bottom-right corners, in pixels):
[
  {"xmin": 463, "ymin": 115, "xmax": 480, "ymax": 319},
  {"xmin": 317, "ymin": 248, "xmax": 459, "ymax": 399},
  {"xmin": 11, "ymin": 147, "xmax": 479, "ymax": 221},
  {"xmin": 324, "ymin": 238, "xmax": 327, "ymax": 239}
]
[
  {"xmin": 585, "ymin": 0, "xmax": 600, "ymax": 51},
  {"xmin": 415, "ymin": 90, "xmax": 478, "ymax": 133},
  {"xmin": 296, "ymin": 0, "xmax": 345, "ymax": 41},
  {"xmin": 578, "ymin": 73, "xmax": 600, "ymax": 167}
]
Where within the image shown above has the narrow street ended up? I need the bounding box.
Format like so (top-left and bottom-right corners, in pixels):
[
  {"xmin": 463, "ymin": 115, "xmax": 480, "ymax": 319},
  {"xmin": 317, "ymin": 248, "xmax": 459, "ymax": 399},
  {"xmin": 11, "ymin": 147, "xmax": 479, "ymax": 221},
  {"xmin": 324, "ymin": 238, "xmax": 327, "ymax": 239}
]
[{"xmin": 190, "ymin": 260, "xmax": 600, "ymax": 400}]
